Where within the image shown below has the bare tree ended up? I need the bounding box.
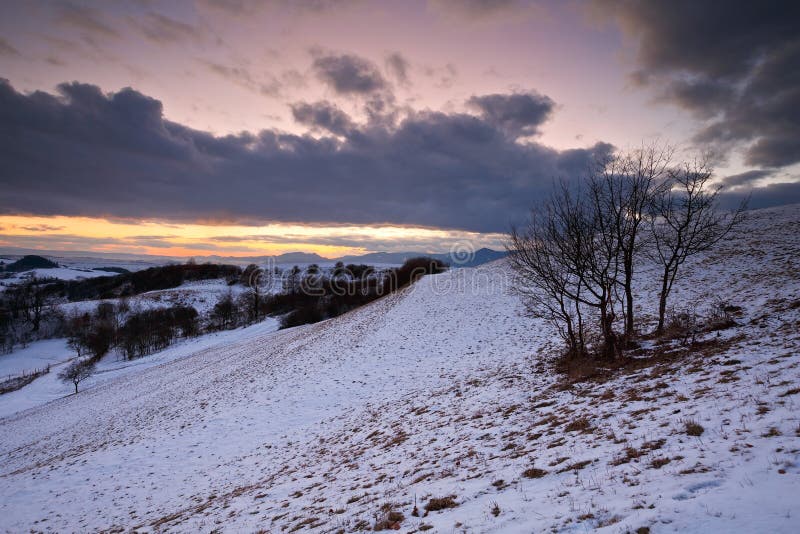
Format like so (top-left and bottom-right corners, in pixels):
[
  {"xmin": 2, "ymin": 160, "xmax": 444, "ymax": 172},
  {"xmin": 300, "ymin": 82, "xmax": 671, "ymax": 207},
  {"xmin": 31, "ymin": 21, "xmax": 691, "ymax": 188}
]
[
  {"xmin": 508, "ymin": 184, "xmax": 623, "ymax": 359},
  {"xmin": 58, "ymin": 359, "xmax": 96, "ymax": 394},
  {"xmin": 589, "ymin": 144, "xmax": 672, "ymax": 339},
  {"xmin": 649, "ymin": 159, "xmax": 747, "ymax": 334},
  {"xmin": 508, "ymin": 197, "xmax": 587, "ymax": 359},
  {"xmin": 211, "ymin": 291, "xmax": 239, "ymax": 330},
  {"xmin": 241, "ymin": 264, "xmax": 263, "ymax": 323}
]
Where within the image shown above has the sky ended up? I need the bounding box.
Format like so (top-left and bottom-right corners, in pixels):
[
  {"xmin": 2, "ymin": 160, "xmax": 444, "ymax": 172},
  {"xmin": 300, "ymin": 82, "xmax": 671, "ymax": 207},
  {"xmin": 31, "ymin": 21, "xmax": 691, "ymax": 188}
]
[{"xmin": 0, "ymin": 0, "xmax": 798, "ymax": 258}]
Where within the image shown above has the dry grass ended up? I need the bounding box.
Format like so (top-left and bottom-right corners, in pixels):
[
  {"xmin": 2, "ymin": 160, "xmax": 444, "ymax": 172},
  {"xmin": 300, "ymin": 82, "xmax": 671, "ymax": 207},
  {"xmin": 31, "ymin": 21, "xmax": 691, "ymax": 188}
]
[
  {"xmin": 564, "ymin": 417, "xmax": 592, "ymax": 433},
  {"xmin": 522, "ymin": 467, "xmax": 547, "ymax": 479},
  {"xmin": 558, "ymin": 460, "xmax": 592, "ymax": 473},
  {"xmin": 424, "ymin": 496, "xmax": 458, "ymax": 512},
  {"xmin": 683, "ymin": 419, "xmax": 704, "ymax": 436},
  {"xmin": 650, "ymin": 457, "xmax": 671, "ymax": 469}
]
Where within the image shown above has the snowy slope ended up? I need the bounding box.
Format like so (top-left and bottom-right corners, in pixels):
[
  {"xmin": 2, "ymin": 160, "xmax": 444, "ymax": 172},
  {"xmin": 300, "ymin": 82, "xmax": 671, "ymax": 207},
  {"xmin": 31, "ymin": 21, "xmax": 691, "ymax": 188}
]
[
  {"xmin": 0, "ymin": 205, "xmax": 799, "ymax": 533},
  {"xmin": 0, "ymin": 319, "xmax": 279, "ymax": 419}
]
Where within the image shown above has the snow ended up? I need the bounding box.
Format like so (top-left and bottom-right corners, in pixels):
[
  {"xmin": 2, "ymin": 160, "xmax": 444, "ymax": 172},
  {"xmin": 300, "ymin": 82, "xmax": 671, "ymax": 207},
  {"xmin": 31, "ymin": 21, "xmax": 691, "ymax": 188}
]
[
  {"xmin": 0, "ymin": 204, "xmax": 799, "ymax": 532},
  {"xmin": 0, "ymin": 318, "xmax": 279, "ymax": 420},
  {"xmin": 57, "ymin": 277, "xmax": 250, "ymax": 319},
  {"xmin": 0, "ymin": 338, "xmax": 73, "ymax": 379},
  {"xmin": 0, "ymin": 266, "xmax": 112, "ymax": 285}
]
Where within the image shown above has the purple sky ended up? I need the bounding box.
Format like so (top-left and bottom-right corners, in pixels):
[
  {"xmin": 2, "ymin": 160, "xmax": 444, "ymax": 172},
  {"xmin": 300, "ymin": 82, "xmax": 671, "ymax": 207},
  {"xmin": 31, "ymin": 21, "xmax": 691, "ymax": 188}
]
[{"xmin": 0, "ymin": 0, "xmax": 798, "ymax": 256}]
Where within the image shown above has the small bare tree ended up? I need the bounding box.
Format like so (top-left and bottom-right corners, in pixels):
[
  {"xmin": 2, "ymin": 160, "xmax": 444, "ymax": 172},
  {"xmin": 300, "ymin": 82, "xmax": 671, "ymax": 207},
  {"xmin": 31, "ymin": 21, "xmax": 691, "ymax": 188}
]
[
  {"xmin": 649, "ymin": 159, "xmax": 746, "ymax": 334},
  {"xmin": 59, "ymin": 359, "xmax": 96, "ymax": 394}
]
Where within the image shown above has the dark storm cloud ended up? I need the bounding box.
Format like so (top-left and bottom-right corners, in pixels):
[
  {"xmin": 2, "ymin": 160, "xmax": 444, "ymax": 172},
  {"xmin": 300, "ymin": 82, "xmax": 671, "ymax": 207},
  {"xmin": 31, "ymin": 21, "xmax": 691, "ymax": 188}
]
[
  {"xmin": 290, "ymin": 101, "xmax": 355, "ymax": 136},
  {"xmin": 312, "ymin": 52, "xmax": 388, "ymax": 95},
  {"xmin": 467, "ymin": 92, "xmax": 554, "ymax": 138},
  {"xmin": 721, "ymin": 170, "xmax": 773, "ymax": 188},
  {"xmin": 719, "ymin": 181, "xmax": 800, "ymax": 211},
  {"xmin": 0, "ymin": 79, "xmax": 617, "ymax": 233},
  {"xmin": 599, "ymin": 0, "xmax": 800, "ymax": 168}
]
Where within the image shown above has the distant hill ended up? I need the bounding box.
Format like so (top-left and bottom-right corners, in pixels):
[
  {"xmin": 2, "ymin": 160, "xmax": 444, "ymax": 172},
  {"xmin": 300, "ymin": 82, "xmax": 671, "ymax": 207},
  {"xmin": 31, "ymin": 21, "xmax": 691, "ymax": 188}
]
[
  {"xmin": 1, "ymin": 255, "xmax": 59, "ymax": 272},
  {"xmin": 445, "ymin": 247, "xmax": 507, "ymax": 267},
  {"xmin": 337, "ymin": 248, "xmax": 507, "ymax": 268},
  {"xmin": 92, "ymin": 267, "xmax": 131, "ymax": 274},
  {"xmin": 0, "ymin": 248, "xmax": 507, "ymax": 269}
]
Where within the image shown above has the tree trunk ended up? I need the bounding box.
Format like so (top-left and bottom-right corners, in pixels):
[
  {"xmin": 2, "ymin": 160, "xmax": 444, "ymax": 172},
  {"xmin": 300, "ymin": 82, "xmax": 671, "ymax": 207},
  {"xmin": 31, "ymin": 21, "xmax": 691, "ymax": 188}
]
[
  {"xmin": 74, "ymin": 381, "xmax": 78, "ymax": 394},
  {"xmin": 656, "ymin": 268, "xmax": 670, "ymax": 334},
  {"xmin": 624, "ymin": 265, "xmax": 634, "ymax": 338},
  {"xmin": 600, "ymin": 298, "xmax": 617, "ymax": 360}
]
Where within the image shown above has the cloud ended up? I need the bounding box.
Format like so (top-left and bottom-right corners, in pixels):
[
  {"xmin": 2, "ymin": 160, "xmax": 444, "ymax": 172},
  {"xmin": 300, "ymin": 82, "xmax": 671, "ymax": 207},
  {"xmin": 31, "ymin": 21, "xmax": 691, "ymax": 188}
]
[
  {"xmin": 290, "ymin": 101, "xmax": 355, "ymax": 136},
  {"xmin": 19, "ymin": 224, "xmax": 66, "ymax": 232},
  {"xmin": 312, "ymin": 52, "xmax": 388, "ymax": 95},
  {"xmin": 721, "ymin": 170, "xmax": 773, "ymax": 188},
  {"xmin": 385, "ymin": 52, "xmax": 410, "ymax": 85},
  {"xmin": 423, "ymin": 63, "xmax": 458, "ymax": 89},
  {"xmin": 597, "ymin": 1, "xmax": 800, "ymax": 169},
  {"xmin": 132, "ymin": 13, "xmax": 204, "ymax": 45},
  {"xmin": 57, "ymin": 3, "xmax": 118, "ymax": 38},
  {"xmin": 0, "ymin": 79, "xmax": 618, "ymax": 233},
  {"xmin": 467, "ymin": 92, "xmax": 554, "ymax": 138},
  {"xmin": 719, "ymin": 180, "xmax": 800, "ymax": 211},
  {"xmin": 199, "ymin": 0, "xmax": 357, "ymax": 17},
  {"xmin": 428, "ymin": 0, "xmax": 534, "ymax": 23},
  {"xmin": 0, "ymin": 37, "xmax": 20, "ymax": 56},
  {"xmin": 200, "ymin": 60, "xmax": 284, "ymax": 97}
]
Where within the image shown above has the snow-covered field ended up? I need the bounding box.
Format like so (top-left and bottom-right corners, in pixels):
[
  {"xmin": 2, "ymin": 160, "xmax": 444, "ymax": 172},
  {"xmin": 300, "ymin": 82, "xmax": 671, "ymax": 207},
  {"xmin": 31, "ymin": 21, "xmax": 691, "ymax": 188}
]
[
  {"xmin": 0, "ymin": 266, "xmax": 113, "ymax": 285},
  {"xmin": 0, "ymin": 318, "xmax": 279, "ymax": 420},
  {"xmin": 0, "ymin": 205, "xmax": 799, "ymax": 533},
  {"xmin": 57, "ymin": 278, "xmax": 251, "ymax": 319}
]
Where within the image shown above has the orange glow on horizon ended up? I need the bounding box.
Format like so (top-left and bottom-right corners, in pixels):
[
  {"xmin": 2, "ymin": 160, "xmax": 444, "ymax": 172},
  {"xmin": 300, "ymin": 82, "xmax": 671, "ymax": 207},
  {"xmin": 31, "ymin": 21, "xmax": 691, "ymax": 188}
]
[{"xmin": 0, "ymin": 215, "xmax": 504, "ymax": 258}]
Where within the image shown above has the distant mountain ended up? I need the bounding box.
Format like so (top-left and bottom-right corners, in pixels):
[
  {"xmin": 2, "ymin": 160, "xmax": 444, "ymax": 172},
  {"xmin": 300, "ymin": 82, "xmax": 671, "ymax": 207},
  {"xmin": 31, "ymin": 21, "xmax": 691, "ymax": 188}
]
[
  {"xmin": 1, "ymin": 255, "xmax": 59, "ymax": 272},
  {"xmin": 337, "ymin": 252, "xmax": 423, "ymax": 265},
  {"xmin": 0, "ymin": 248, "xmax": 507, "ymax": 269},
  {"xmin": 271, "ymin": 252, "xmax": 327, "ymax": 264},
  {"xmin": 446, "ymin": 247, "xmax": 507, "ymax": 267}
]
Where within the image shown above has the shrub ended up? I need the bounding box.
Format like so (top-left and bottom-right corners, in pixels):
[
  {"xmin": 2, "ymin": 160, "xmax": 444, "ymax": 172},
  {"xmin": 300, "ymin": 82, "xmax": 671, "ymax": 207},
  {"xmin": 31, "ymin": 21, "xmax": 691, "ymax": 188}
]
[
  {"xmin": 683, "ymin": 419, "xmax": 704, "ymax": 436},
  {"xmin": 280, "ymin": 304, "xmax": 325, "ymax": 328},
  {"xmin": 564, "ymin": 417, "xmax": 592, "ymax": 433},
  {"xmin": 382, "ymin": 257, "xmax": 447, "ymax": 293},
  {"xmin": 424, "ymin": 496, "xmax": 458, "ymax": 512},
  {"xmin": 522, "ymin": 467, "xmax": 547, "ymax": 479}
]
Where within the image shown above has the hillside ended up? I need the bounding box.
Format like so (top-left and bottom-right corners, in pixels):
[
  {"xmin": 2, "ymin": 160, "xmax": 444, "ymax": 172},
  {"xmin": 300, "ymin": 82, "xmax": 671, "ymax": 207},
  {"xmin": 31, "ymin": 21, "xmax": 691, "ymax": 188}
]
[
  {"xmin": 0, "ymin": 205, "xmax": 799, "ymax": 533},
  {"xmin": 1, "ymin": 254, "xmax": 58, "ymax": 272}
]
